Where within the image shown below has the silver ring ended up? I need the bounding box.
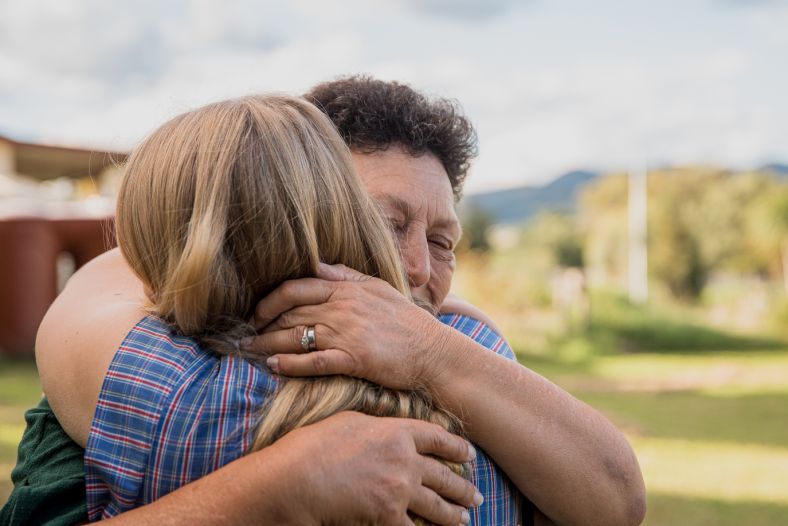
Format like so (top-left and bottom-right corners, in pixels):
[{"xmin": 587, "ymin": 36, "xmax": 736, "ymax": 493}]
[{"xmin": 300, "ymin": 326, "xmax": 317, "ymax": 352}]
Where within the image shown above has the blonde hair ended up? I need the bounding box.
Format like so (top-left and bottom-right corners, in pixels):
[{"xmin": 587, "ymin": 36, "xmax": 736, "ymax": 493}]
[
  {"xmin": 117, "ymin": 95, "xmax": 407, "ymax": 346},
  {"xmin": 116, "ymin": 95, "xmax": 467, "ymax": 524}
]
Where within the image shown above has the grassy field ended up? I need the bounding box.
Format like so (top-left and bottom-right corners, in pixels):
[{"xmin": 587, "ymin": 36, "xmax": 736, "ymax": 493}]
[
  {"xmin": 522, "ymin": 350, "xmax": 788, "ymax": 526},
  {"xmin": 2, "ymin": 350, "xmax": 788, "ymax": 524},
  {"xmin": 0, "ymin": 359, "xmax": 41, "ymax": 505}
]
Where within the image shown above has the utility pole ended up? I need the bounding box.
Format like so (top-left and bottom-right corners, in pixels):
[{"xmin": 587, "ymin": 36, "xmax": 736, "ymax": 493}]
[{"xmin": 628, "ymin": 165, "xmax": 648, "ymax": 303}]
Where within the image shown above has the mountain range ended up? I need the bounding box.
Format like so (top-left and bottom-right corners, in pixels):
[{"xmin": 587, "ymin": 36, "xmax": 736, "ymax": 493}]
[
  {"xmin": 461, "ymin": 170, "xmax": 599, "ymax": 225},
  {"xmin": 463, "ymin": 163, "xmax": 788, "ymax": 226}
]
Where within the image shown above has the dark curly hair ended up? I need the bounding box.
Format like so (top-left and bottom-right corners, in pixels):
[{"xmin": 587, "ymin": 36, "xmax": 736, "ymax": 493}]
[{"xmin": 304, "ymin": 76, "xmax": 478, "ymax": 200}]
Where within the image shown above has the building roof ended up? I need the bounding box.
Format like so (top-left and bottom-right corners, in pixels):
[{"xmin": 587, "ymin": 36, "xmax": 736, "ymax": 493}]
[{"xmin": 0, "ymin": 134, "xmax": 128, "ymax": 181}]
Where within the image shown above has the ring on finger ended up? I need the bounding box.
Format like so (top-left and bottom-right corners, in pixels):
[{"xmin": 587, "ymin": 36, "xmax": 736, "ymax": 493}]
[{"xmin": 300, "ymin": 326, "xmax": 317, "ymax": 352}]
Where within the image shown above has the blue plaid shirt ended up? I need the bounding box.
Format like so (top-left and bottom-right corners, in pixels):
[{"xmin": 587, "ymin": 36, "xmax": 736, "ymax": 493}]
[{"xmin": 85, "ymin": 313, "xmax": 522, "ymax": 524}]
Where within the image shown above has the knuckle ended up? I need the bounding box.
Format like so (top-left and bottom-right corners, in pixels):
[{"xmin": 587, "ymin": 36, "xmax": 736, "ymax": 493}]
[
  {"xmin": 312, "ymin": 352, "xmax": 330, "ymax": 374},
  {"xmin": 426, "ymin": 492, "xmax": 449, "ymax": 522},
  {"xmin": 377, "ymin": 499, "xmax": 401, "ymax": 522},
  {"xmin": 280, "ymin": 280, "xmax": 298, "ymax": 298},
  {"xmin": 290, "ymin": 325, "xmax": 305, "ymax": 347},
  {"xmin": 349, "ymin": 301, "xmax": 365, "ymax": 317},
  {"xmin": 254, "ymin": 302, "xmax": 270, "ymax": 323},
  {"xmin": 394, "ymin": 420, "xmax": 415, "ymax": 443},
  {"xmin": 251, "ymin": 335, "xmax": 266, "ymax": 354},
  {"xmin": 380, "ymin": 470, "xmax": 410, "ymax": 501},
  {"xmin": 314, "ymin": 324, "xmax": 327, "ymax": 345},
  {"xmin": 436, "ymin": 465, "xmax": 452, "ymax": 493},
  {"xmin": 426, "ymin": 426, "xmax": 445, "ymax": 451}
]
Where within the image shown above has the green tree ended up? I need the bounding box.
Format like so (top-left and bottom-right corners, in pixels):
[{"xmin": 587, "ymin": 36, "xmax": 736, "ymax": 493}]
[
  {"xmin": 646, "ymin": 168, "xmax": 713, "ymax": 299},
  {"xmin": 748, "ymin": 184, "xmax": 788, "ymax": 291},
  {"xmin": 580, "ymin": 168, "xmax": 777, "ymax": 300},
  {"xmin": 459, "ymin": 206, "xmax": 495, "ymax": 252},
  {"xmin": 521, "ymin": 212, "xmax": 584, "ymax": 268},
  {"xmin": 579, "ymin": 174, "xmax": 629, "ymax": 288}
]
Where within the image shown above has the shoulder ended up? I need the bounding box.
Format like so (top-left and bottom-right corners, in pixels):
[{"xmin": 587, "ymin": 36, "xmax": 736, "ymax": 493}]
[
  {"xmin": 439, "ymin": 293, "xmax": 504, "ymax": 335},
  {"xmin": 92, "ymin": 315, "xmax": 275, "ymax": 426},
  {"xmin": 36, "ymin": 248, "xmax": 147, "ymax": 447},
  {"xmin": 438, "ymin": 312, "xmax": 516, "ymax": 361},
  {"xmin": 85, "ymin": 318, "xmax": 276, "ymax": 518}
]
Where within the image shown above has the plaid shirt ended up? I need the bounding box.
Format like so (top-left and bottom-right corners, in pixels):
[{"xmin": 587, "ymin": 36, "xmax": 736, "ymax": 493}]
[{"xmin": 85, "ymin": 313, "xmax": 522, "ymax": 524}]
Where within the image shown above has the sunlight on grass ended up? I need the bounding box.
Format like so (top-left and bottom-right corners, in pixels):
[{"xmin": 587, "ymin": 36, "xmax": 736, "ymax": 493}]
[
  {"xmin": 576, "ymin": 387, "xmax": 788, "ymax": 448},
  {"xmin": 0, "ymin": 462, "xmax": 15, "ymax": 504},
  {"xmin": 633, "ymin": 436, "xmax": 788, "ymax": 504},
  {"xmin": 590, "ymin": 352, "xmax": 788, "ymax": 393},
  {"xmin": 644, "ymin": 492, "xmax": 788, "ymax": 526},
  {"xmin": 0, "ymin": 361, "xmax": 40, "ymax": 405},
  {"xmin": 0, "ymin": 359, "xmax": 39, "ymax": 505},
  {"xmin": 0, "ymin": 424, "xmax": 25, "ymax": 450},
  {"xmin": 520, "ymin": 349, "xmax": 788, "ymax": 524}
]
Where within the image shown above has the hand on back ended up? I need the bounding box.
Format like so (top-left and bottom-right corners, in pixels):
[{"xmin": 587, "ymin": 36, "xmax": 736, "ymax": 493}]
[{"xmin": 273, "ymin": 411, "xmax": 480, "ymax": 526}]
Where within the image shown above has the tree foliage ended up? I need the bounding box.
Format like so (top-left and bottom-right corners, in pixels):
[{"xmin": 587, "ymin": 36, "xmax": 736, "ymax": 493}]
[
  {"xmin": 580, "ymin": 168, "xmax": 788, "ymax": 300},
  {"xmin": 520, "ymin": 212, "xmax": 584, "ymax": 268},
  {"xmin": 459, "ymin": 206, "xmax": 495, "ymax": 252}
]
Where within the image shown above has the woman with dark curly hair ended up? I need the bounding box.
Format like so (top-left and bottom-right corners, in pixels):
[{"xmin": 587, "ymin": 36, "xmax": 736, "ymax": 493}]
[{"xmin": 18, "ymin": 77, "xmax": 645, "ymax": 526}]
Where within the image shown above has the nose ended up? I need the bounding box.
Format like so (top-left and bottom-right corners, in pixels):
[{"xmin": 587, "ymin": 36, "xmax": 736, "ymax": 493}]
[{"xmin": 402, "ymin": 232, "xmax": 431, "ymax": 289}]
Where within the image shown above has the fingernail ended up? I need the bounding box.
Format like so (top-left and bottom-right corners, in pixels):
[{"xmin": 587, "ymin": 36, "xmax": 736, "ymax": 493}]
[
  {"xmin": 472, "ymin": 491, "xmax": 484, "ymax": 507},
  {"xmin": 467, "ymin": 443, "xmax": 477, "ymax": 461},
  {"xmin": 266, "ymin": 356, "xmax": 279, "ymax": 373},
  {"xmin": 460, "ymin": 510, "xmax": 470, "ymax": 524},
  {"xmin": 239, "ymin": 337, "xmax": 253, "ymax": 351}
]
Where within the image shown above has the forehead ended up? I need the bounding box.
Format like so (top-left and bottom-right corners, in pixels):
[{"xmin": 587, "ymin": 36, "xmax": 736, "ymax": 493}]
[{"xmin": 352, "ymin": 147, "xmax": 458, "ymax": 226}]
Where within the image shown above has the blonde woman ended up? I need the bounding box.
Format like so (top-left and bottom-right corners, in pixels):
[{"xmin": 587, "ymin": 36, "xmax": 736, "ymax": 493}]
[{"xmin": 84, "ymin": 94, "xmax": 490, "ymax": 525}]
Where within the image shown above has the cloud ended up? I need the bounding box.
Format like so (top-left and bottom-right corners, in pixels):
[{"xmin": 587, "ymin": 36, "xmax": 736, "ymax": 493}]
[
  {"xmin": 716, "ymin": 0, "xmax": 787, "ymax": 8},
  {"xmin": 402, "ymin": 0, "xmax": 524, "ymax": 20},
  {"xmin": 1, "ymin": 0, "xmax": 787, "ymax": 192}
]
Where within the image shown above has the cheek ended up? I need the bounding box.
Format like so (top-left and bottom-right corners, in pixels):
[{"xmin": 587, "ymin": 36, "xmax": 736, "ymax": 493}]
[{"xmin": 428, "ymin": 255, "xmax": 455, "ymax": 305}]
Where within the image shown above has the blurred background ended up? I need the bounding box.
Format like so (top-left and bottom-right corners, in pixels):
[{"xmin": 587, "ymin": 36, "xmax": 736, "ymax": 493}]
[{"xmin": 2, "ymin": 0, "xmax": 788, "ymax": 524}]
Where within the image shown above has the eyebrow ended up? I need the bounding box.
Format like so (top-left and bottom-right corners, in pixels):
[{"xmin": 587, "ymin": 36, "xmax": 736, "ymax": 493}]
[{"xmin": 379, "ymin": 195, "xmax": 462, "ymax": 237}]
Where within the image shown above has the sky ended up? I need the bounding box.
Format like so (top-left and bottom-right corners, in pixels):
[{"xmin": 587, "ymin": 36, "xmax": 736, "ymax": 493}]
[{"xmin": 1, "ymin": 0, "xmax": 787, "ymax": 194}]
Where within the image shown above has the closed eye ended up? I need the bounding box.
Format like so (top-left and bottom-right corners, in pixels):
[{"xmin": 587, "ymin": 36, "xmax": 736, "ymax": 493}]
[{"xmin": 429, "ymin": 236, "xmax": 454, "ymax": 251}]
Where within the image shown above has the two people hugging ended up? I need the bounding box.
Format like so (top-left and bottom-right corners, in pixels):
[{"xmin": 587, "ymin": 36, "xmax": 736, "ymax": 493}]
[{"xmin": 3, "ymin": 77, "xmax": 646, "ymax": 526}]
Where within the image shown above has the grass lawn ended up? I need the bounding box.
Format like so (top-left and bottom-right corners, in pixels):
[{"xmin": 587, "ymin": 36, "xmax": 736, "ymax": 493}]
[
  {"xmin": 0, "ymin": 359, "xmax": 41, "ymax": 504},
  {"xmin": 2, "ymin": 351, "xmax": 788, "ymax": 525},
  {"xmin": 520, "ymin": 350, "xmax": 788, "ymax": 526}
]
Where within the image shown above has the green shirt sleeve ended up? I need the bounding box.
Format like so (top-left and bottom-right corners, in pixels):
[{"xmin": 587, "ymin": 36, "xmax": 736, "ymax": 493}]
[{"xmin": 0, "ymin": 397, "xmax": 88, "ymax": 526}]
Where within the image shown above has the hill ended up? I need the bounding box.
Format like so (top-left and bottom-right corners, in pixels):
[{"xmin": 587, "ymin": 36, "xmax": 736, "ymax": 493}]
[
  {"xmin": 760, "ymin": 163, "xmax": 788, "ymax": 176},
  {"xmin": 462, "ymin": 170, "xmax": 598, "ymax": 224}
]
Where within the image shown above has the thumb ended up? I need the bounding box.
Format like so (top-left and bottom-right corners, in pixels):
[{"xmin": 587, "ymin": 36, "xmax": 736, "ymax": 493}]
[{"xmin": 317, "ymin": 262, "xmax": 371, "ymax": 282}]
